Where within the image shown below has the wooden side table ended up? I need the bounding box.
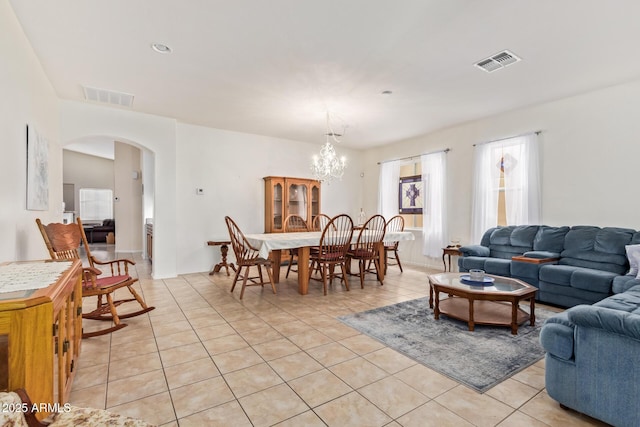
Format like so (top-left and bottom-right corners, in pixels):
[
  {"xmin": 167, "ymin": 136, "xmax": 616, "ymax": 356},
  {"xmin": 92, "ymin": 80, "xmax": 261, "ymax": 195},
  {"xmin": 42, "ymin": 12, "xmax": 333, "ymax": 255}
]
[
  {"xmin": 207, "ymin": 240, "xmax": 237, "ymax": 276},
  {"xmin": 442, "ymin": 247, "xmax": 461, "ymax": 272}
]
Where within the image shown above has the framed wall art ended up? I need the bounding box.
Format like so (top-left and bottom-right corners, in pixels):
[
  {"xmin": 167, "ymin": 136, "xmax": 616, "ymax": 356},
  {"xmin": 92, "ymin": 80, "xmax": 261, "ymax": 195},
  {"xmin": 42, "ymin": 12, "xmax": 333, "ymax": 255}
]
[
  {"xmin": 398, "ymin": 174, "xmax": 423, "ymax": 214},
  {"xmin": 26, "ymin": 124, "xmax": 49, "ymax": 211}
]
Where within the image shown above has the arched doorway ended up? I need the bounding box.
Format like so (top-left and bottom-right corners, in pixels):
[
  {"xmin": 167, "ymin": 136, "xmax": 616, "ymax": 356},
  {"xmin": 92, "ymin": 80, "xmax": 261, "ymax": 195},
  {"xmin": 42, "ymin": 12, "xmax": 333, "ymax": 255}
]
[{"xmin": 62, "ymin": 136, "xmax": 155, "ymax": 267}]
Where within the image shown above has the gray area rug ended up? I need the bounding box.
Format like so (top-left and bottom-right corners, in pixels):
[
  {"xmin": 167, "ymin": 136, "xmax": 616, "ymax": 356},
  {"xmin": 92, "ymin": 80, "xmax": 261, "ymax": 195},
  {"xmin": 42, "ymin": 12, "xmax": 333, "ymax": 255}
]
[{"xmin": 338, "ymin": 297, "xmax": 554, "ymax": 393}]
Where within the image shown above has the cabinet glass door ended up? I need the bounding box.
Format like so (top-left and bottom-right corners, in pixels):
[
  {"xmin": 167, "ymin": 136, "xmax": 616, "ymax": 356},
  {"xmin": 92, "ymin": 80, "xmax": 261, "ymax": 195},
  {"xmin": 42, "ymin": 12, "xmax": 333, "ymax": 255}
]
[
  {"xmin": 311, "ymin": 184, "xmax": 320, "ymax": 225},
  {"xmin": 274, "ymin": 183, "xmax": 283, "ymax": 231},
  {"xmin": 288, "ymin": 184, "xmax": 308, "ymax": 221}
]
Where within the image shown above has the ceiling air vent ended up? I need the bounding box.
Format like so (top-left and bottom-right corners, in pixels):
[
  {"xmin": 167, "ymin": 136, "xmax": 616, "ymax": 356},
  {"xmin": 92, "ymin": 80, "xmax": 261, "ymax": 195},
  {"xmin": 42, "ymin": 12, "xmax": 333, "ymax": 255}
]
[
  {"xmin": 82, "ymin": 86, "xmax": 134, "ymax": 107},
  {"xmin": 474, "ymin": 50, "xmax": 521, "ymax": 73}
]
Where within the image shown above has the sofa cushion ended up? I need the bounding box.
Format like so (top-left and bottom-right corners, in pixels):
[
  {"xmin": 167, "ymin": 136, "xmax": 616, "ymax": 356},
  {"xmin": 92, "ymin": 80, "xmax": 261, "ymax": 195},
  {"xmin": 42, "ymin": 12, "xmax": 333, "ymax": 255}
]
[
  {"xmin": 490, "ymin": 227, "xmax": 536, "ymax": 259},
  {"xmin": 613, "ymin": 275, "xmax": 640, "ymax": 294},
  {"xmin": 539, "ymin": 265, "xmax": 574, "ymax": 287},
  {"xmin": 484, "ymin": 258, "xmax": 512, "ymax": 277},
  {"xmin": 539, "ymin": 264, "xmax": 617, "ymax": 294},
  {"xmin": 594, "ymin": 286, "xmax": 640, "ymax": 316},
  {"xmin": 487, "ymin": 225, "xmax": 537, "ymax": 259},
  {"xmin": 538, "ymin": 281, "xmax": 609, "ymax": 306},
  {"xmin": 533, "ymin": 226, "xmax": 569, "ymax": 252},
  {"xmin": 459, "ymin": 256, "xmax": 489, "ymax": 271},
  {"xmin": 570, "ymin": 269, "xmax": 618, "ymax": 293},
  {"xmin": 510, "ymin": 225, "xmax": 540, "ymax": 247},
  {"xmin": 560, "ymin": 227, "xmax": 633, "ymax": 274},
  {"xmin": 558, "ymin": 256, "xmax": 628, "ymax": 274},
  {"xmin": 595, "ymin": 227, "xmax": 635, "ymax": 254},
  {"xmin": 563, "ymin": 226, "xmax": 600, "ymax": 251},
  {"xmin": 489, "ymin": 226, "xmax": 516, "ymax": 246},
  {"xmin": 480, "ymin": 227, "xmax": 499, "ymax": 247}
]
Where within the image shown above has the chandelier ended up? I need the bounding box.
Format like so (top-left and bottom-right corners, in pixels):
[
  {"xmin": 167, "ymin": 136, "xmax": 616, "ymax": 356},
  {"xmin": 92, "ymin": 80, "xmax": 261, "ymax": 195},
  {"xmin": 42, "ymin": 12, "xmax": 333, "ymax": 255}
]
[{"xmin": 311, "ymin": 112, "xmax": 347, "ymax": 182}]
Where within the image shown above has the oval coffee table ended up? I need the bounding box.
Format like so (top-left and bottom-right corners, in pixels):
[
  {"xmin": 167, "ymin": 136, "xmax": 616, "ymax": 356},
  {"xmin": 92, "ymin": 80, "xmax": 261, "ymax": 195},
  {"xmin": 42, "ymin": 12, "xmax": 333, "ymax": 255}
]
[{"xmin": 428, "ymin": 272, "xmax": 537, "ymax": 335}]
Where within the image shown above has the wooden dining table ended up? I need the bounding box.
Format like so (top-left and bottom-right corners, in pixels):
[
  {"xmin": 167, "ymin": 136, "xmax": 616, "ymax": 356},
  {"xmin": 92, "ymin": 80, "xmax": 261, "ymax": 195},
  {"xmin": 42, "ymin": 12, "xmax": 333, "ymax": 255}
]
[{"xmin": 244, "ymin": 230, "xmax": 415, "ymax": 295}]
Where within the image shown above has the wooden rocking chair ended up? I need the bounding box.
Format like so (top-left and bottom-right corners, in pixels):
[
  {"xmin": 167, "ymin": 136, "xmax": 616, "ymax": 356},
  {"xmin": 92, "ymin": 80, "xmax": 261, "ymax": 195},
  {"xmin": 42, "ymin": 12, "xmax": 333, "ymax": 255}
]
[{"xmin": 36, "ymin": 218, "xmax": 155, "ymax": 338}]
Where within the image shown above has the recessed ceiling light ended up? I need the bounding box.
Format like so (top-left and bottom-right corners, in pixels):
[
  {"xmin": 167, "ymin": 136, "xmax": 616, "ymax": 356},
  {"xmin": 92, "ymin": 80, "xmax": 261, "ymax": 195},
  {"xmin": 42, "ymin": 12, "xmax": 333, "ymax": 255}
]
[
  {"xmin": 151, "ymin": 43, "xmax": 172, "ymax": 54},
  {"xmin": 381, "ymin": 90, "xmax": 393, "ymax": 95}
]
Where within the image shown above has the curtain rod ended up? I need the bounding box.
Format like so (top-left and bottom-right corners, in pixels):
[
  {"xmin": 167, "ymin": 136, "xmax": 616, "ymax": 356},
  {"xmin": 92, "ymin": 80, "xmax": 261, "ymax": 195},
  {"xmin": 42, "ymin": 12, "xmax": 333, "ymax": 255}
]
[
  {"xmin": 473, "ymin": 130, "xmax": 542, "ymax": 147},
  {"xmin": 377, "ymin": 148, "xmax": 450, "ymax": 165}
]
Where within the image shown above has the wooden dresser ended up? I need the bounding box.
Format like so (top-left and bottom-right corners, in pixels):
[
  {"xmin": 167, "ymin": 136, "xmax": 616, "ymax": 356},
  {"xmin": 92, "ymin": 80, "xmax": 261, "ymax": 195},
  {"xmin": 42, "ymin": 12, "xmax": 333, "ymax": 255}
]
[{"xmin": 0, "ymin": 259, "xmax": 82, "ymax": 419}]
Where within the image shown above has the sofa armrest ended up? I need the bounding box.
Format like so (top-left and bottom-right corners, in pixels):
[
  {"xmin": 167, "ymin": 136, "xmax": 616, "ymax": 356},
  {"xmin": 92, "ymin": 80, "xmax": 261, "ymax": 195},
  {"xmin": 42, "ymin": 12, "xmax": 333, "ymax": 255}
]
[
  {"xmin": 522, "ymin": 251, "xmax": 560, "ymax": 260},
  {"xmin": 540, "ymin": 311, "xmax": 575, "ymax": 360},
  {"xmin": 568, "ymin": 305, "xmax": 640, "ymax": 341},
  {"xmin": 458, "ymin": 245, "xmax": 490, "ymax": 257}
]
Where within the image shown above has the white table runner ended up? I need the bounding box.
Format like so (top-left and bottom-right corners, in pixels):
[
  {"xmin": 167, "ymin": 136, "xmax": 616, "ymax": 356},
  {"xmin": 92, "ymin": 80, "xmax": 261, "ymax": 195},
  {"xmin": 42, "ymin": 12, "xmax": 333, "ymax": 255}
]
[{"xmin": 0, "ymin": 261, "xmax": 73, "ymax": 293}]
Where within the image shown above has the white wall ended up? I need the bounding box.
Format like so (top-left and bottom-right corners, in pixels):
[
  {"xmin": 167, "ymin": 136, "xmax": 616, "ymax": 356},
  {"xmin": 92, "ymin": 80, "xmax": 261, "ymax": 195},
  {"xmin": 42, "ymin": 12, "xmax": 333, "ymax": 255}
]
[
  {"xmin": 175, "ymin": 123, "xmax": 363, "ymax": 274},
  {"xmin": 142, "ymin": 149, "xmax": 155, "ymax": 257},
  {"xmin": 364, "ymin": 79, "xmax": 640, "ymax": 269},
  {"xmin": 114, "ymin": 142, "xmax": 142, "ymax": 252},
  {"xmin": 0, "ymin": 1, "xmax": 60, "ymax": 262}
]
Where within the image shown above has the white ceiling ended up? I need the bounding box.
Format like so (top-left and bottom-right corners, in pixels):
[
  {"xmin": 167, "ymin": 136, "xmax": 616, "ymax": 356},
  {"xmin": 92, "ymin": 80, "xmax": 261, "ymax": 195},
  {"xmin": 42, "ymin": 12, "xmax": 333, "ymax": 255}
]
[{"xmin": 9, "ymin": 1, "xmax": 640, "ymax": 149}]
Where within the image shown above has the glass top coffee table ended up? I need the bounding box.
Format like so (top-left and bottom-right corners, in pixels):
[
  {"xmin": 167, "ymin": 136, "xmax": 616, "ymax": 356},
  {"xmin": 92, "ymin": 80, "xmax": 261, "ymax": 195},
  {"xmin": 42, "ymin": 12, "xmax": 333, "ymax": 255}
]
[{"xmin": 427, "ymin": 273, "xmax": 537, "ymax": 335}]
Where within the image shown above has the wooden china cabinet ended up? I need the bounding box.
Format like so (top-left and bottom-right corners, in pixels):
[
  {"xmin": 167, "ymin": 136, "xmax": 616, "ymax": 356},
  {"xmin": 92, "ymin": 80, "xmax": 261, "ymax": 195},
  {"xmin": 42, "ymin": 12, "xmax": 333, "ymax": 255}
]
[{"xmin": 263, "ymin": 176, "xmax": 321, "ymax": 233}]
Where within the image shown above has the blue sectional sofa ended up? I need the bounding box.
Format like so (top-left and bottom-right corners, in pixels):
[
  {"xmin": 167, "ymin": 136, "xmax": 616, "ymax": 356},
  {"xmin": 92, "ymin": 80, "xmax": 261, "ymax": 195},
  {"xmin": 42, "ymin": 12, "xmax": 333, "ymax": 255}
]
[
  {"xmin": 458, "ymin": 225, "xmax": 640, "ymax": 307},
  {"xmin": 459, "ymin": 224, "xmax": 640, "ymax": 425},
  {"xmin": 540, "ymin": 285, "xmax": 640, "ymax": 427}
]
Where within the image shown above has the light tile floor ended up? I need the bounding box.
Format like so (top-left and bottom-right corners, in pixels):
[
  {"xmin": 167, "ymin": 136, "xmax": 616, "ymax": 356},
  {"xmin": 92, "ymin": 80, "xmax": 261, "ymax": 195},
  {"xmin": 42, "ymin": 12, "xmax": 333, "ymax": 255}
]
[{"xmin": 70, "ymin": 246, "xmax": 609, "ymax": 426}]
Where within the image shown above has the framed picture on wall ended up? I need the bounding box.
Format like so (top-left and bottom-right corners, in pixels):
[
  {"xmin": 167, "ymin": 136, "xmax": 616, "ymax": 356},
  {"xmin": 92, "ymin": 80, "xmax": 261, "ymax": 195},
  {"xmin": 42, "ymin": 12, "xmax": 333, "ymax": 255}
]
[
  {"xmin": 26, "ymin": 124, "xmax": 49, "ymax": 210},
  {"xmin": 398, "ymin": 175, "xmax": 423, "ymax": 214}
]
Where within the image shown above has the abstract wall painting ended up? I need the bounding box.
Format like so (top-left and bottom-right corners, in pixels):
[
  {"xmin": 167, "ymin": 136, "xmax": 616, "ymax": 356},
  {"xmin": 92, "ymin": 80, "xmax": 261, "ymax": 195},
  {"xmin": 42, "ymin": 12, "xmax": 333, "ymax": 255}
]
[{"xmin": 26, "ymin": 124, "xmax": 49, "ymax": 210}]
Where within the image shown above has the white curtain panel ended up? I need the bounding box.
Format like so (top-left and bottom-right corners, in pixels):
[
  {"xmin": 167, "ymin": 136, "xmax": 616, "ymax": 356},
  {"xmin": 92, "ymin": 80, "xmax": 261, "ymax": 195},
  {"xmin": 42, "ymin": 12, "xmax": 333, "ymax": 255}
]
[
  {"xmin": 378, "ymin": 160, "xmax": 400, "ymax": 219},
  {"xmin": 421, "ymin": 151, "xmax": 448, "ymax": 257},
  {"xmin": 471, "ymin": 142, "xmax": 500, "ymax": 244},
  {"xmin": 470, "ymin": 133, "xmax": 541, "ymax": 244},
  {"xmin": 503, "ymin": 134, "xmax": 541, "ymax": 226}
]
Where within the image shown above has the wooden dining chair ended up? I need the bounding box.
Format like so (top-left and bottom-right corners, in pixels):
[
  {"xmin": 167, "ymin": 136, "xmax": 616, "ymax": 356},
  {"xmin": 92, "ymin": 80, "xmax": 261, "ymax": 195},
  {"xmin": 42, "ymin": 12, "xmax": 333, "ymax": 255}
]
[
  {"xmin": 383, "ymin": 215, "xmax": 405, "ymax": 273},
  {"xmin": 347, "ymin": 214, "xmax": 386, "ymax": 288},
  {"xmin": 225, "ymin": 216, "xmax": 276, "ymax": 299},
  {"xmin": 284, "ymin": 214, "xmax": 309, "ymax": 278},
  {"xmin": 36, "ymin": 218, "xmax": 155, "ymax": 338},
  {"xmin": 309, "ymin": 214, "xmax": 354, "ymax": 295},
  {"xmin": 310, "ymin": 213, "xmax": 334, "ymax": 276},
  {"xmin": 312, "ymin": 213, "xmax": 331, "ymax": 231}
]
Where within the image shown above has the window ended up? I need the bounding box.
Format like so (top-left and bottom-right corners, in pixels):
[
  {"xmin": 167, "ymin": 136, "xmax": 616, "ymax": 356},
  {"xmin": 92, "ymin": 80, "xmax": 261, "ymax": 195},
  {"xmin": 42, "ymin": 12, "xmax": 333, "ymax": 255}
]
[
  {"xmin": 378, "ymin": 150, "xmax": 448, "ymax": 258},
  {"xmin": 79, "ymin": 188, "xmax": 113, "ymax": 221},
  {"xmin": 470, "ymin": 133, "xmax": 541, "ymax": 243}
]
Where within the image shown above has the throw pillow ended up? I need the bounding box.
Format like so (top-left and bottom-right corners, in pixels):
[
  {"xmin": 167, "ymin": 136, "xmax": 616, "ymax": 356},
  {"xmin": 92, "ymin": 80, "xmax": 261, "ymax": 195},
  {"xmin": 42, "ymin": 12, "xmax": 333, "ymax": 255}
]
[{"xmin": 625, "ymin": 244, "xmax": 640, "ymax": 277}]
